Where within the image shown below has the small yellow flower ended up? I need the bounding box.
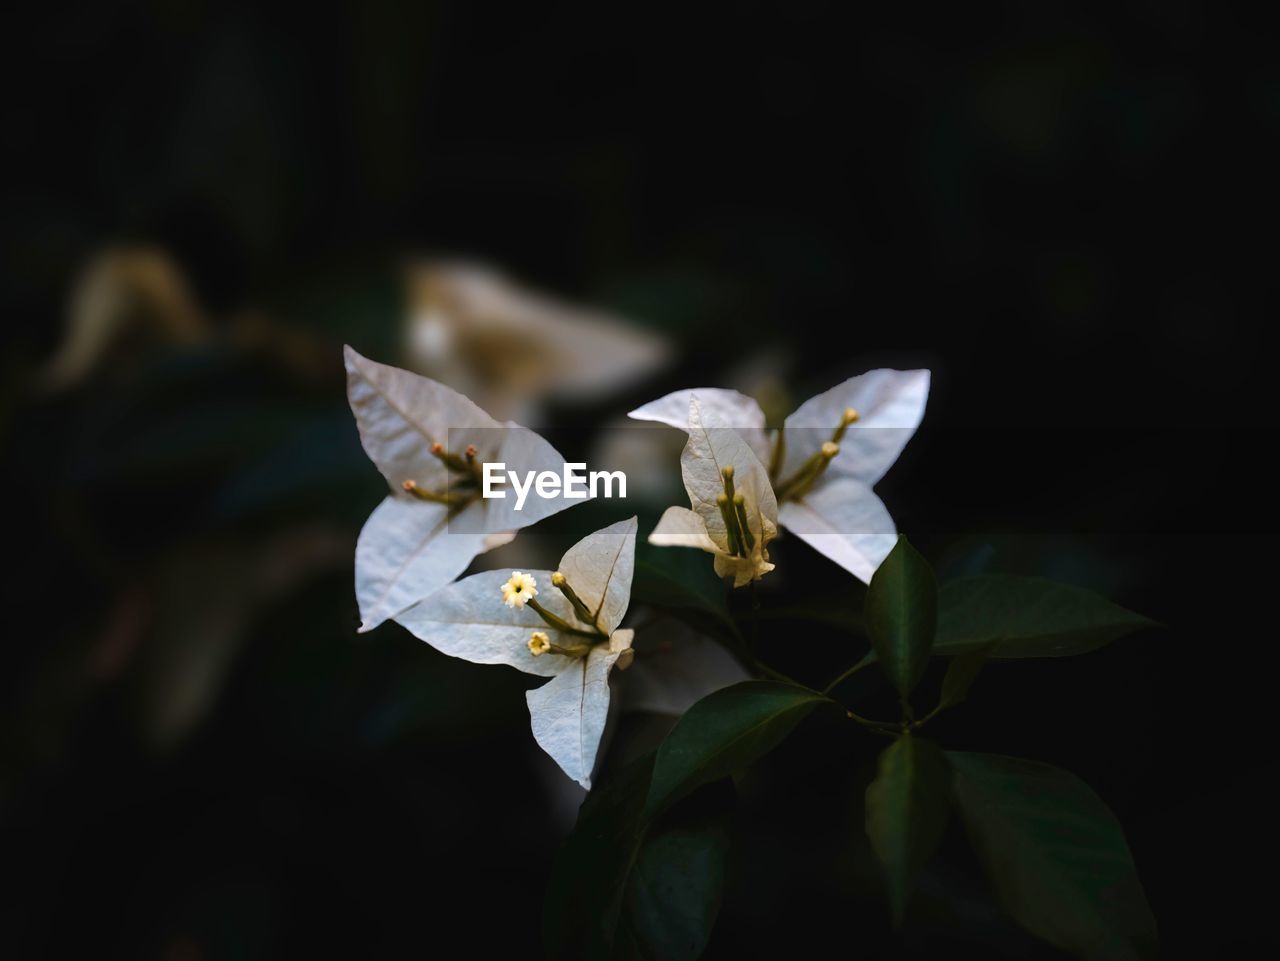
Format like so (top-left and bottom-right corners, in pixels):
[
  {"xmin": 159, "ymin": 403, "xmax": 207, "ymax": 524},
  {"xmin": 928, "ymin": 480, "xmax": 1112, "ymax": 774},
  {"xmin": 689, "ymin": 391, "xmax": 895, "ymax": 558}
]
[
  {"xmin": 501, "ymin": 571, "xmax": 538, "ymax": 608},
  {"xmin": 528, "ymin": 631, "xmax": 551, "ymax": 656}
]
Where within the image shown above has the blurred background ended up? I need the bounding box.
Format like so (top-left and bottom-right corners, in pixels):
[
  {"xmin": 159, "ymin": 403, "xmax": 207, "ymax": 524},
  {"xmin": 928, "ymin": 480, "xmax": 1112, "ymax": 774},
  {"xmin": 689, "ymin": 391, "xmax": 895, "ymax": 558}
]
[{"xmin": 2, "ymin": 2, "xmax": 1276, "ymax": 957}]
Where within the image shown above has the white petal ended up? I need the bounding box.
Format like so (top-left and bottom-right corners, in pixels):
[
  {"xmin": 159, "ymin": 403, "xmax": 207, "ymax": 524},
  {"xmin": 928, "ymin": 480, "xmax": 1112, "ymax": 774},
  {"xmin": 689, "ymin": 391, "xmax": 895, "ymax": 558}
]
[
  {"xmin": 683, "ymin": 396, "xmax": 779, "ymax": 551},
  {"xmin": 394, "ymin": 569, "xmax": 583, "ymax": 677},
  {"xmin": 621, "ymin": 624, "xmax": 750, "ymax": 717},
  {"xmin": 412, "ymin": 261, "xmax": 670, "ymax": 403},
  {"xmin": 479, "ymin": 423, "xmax": 587, "ymax": 531},
  {"xmin": 778, "ymin": 476, "xmax": 898, "ymax": 583},
  {"xmin": 556, "ymin": 517, "xmax": 638, "ymax": 635},
  {"xmin": 482, "ymin": 529, "xmax": 518, "ymax": 552},
  {"xmin": 344, "ymin": 345, "xmax": 499, "ymax": 491},
  {"xmin": 355, "ymin": 496, "xmax": 498, "ymax": 631},
  {"xmin": 628, "ymin": 388, "xmax": 772, "ymax": 465},
  {"xmin": 526, "ymin": 631, "xmax": 632, "ymax": 788},
  {"xmin": 648, "ymin": 506, "xmax": 720, "ymax": 553},
  {"xmin": 713, "ymin": 550, "xmax": 776, "ymax": 587},
  {"xmin": 782, "ymin": 369, "xmax": 930, "ymax": 486}
]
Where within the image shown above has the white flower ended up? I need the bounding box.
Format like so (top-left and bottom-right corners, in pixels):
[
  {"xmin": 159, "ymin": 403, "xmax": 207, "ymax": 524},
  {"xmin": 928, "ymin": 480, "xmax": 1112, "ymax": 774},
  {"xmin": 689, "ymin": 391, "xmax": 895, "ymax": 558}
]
[
  {"xmin": 648, "ymin": 396, "xmax": 779, "ymax": 587},
  {"xmin": 629, "ymin": 370, "xmax": 929, "ymax": 582},
  {"xmin": 395, "ymin": 517, "xmax": 639, "ymax": 788},
  {"xmin": 404, "ymin": 260, "xmax": 671, "ymax": 421},
  {"xmin": 346, "ymin": 345, "xmax": 584, "ymax": 632},
  {"xmin": 502, "ymin": 572, "xmax": 539, "ymax": 608}
]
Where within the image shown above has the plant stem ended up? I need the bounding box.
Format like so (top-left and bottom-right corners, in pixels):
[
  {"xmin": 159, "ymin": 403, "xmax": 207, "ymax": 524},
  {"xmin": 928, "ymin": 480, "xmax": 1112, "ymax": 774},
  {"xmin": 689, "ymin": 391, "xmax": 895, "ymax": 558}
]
[
  {"xmin": 845, "ymin": 711, "xmax": 899, "ymax": 738},
  {"xmin": 822, "ymin": 656, "xmax": 872, "ymax": 695}
]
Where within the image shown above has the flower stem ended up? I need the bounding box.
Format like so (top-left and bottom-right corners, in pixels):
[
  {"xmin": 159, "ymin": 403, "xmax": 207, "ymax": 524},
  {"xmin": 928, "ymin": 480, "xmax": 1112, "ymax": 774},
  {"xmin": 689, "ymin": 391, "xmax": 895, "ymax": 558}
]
[{"xmin": 527, "ymin": 599, "xmax": 601, "ymax": 639}]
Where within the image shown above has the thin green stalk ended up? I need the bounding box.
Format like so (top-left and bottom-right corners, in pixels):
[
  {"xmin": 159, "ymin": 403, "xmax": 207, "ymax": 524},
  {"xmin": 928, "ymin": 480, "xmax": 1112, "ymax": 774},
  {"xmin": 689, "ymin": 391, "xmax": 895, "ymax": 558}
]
[{"xmin": 822, "ymin": 656, "xmax": 872, "ymax": 695}]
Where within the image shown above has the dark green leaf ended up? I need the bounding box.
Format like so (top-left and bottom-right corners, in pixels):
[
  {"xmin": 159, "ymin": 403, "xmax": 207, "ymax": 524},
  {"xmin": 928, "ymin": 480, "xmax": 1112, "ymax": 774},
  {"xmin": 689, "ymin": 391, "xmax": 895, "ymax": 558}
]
[
  {"xmin": 624, "ymin": 780, "xmax": 733, "ymax": 961},
  {"xmin": 935, "ymin": 643, "xmax": 994, "ymax": 713},
  {"xmin": 865, "ymin": 736, "xmax": 952, "ymax": 925},
  {"xmin": 646, "ymin": 681, "xmax": 830, "ymax": 818},
  {"xmin": 545, "ymin": 755, "xmax": 652, "ymax": 961},
  {"xmin": 937, "ymin": 576, "xmax": 1156, "ymax": 658},
  {"xmin": 865, "ymin": 536, "xmax": 938, "ymax": 698},
  {"xmin": 545, "ymin": 754, "xmax": 732, "ymax": 961},
  {"xmin": 948, "ymin": 752, "xmax": 1157, "ymax": 961}
]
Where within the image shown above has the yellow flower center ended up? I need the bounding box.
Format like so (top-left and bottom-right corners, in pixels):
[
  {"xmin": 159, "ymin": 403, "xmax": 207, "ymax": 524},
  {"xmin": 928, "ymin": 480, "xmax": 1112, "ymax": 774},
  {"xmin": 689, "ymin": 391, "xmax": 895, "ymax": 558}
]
[{"xmin": 501, "ymin": 571, "xmax": 538, "ymax": 608}]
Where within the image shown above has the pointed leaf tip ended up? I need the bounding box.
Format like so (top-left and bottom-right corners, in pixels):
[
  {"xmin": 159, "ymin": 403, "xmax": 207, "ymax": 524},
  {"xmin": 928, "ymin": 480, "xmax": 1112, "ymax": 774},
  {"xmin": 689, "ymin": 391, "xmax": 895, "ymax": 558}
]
[
  {"xmin": 865, "ymin": 736, "xmax": 952, "ymax": 926},
  {"xmin": 645, "ymin": 680, "xmax": 830, "ymax": 818},
  {"xmin": 865, "ymin": 536, "xmax": 938, "ymax": 699}
]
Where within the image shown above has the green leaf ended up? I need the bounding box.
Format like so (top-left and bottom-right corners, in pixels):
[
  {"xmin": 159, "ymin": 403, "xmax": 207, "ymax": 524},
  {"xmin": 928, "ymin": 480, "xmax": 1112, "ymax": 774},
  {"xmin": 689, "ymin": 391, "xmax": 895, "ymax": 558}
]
[
  {"xmin": 545, "ymin": 755, "xmax": 732, "ymax": 961},
  {"xmin": 864, "ymin": 736, "xmax": 952, "ymax": 926},
  {"xmin": 624, "ymin": 780, "xmax": 732, "ymax": 961},
  {"xmin": 865, "ymin": 536, "xmax": 938, "ymax": 698},
  {"xmin": 646, "ymin": 681, "xmax": 830, "ymax": 818},
  {"xmin": 947, "ymin": 752, "xmax": 1157, "ymax": 961},
  {"xmin": 935, "ymin": 643, "xmax": 993, "ymax": 713},
  {"xmin": 937, "ymin": 575, "xmax": 1156, "ymax": 658}
]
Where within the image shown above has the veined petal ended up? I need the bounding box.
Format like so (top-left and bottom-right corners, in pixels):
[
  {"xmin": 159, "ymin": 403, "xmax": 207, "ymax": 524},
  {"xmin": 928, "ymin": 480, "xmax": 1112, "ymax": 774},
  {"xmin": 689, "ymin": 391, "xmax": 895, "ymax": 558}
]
[
  {"xmin": 648, "ymin": 506, "xmax": 721, "ymax": 554},
  {"xmin": 527, "ymin": 629, "xmax": 634, "ymax": 788},
  {"xmin": 684, "ymin": 396, "xmax": 778, "ymax": 551},
  {"xmin": 778, "ymin": 476, "xmax": 898, "ymax": 583},
  {"xmin": 478, "ymin": 422, "xmax": 587, "ymax": 531},
  {"xmin": 355, "ymin": 496, "xmax": 496, "ymax": 632},
  {"xmin": 629, "ymin": 387, "xmax": 772, "ymax": 466},
  {"xmin": 556, "ymin": 517, "xmax": 638, "ymax": 635},
  {"xmin": 394, "ymin": 569, "xmax": 581, "ymax": 677},
  {"xmin": 345, "ymin": 344, "xmax": 499, "ymax": 490},
  {"xmin": 782, "ymin": 369, "xmax": 930, "ymax": 486}
]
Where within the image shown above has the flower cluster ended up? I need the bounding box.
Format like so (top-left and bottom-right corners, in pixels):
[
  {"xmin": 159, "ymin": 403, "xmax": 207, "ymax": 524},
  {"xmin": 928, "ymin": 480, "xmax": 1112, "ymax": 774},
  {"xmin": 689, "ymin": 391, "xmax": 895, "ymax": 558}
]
[{"xmin": 346, "ymin": 347, "xmax": 929, "ymax": 787}]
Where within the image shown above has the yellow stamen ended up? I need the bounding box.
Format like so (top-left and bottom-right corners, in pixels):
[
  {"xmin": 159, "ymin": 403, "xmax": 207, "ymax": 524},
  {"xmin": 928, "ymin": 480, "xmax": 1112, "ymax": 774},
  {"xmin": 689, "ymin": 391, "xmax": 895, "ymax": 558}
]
[
  {"xmin": 774, "ymin": 442, "xmax": 840, "ymax": 502},
  {"xmin": 768, "ymin": 425, "xmax": 786, "ymax": 481},
  {"xmin": 402, "ymin": 479, "xmax": 466, "ymax": 505},
  {"xmin": 430, "ymin": 440, "xmax": 480, "ymax": 477},
  {"xmin": 831, "ymin": 407, "xmax": 859, "ymax": 443},
  {"xmin": 718, "ymin": 492, "xmax": 745, "ymax": 557},
  {"xmin": 551, "ymin": 571, "xmax": 601, "ymax": 631},
  {"xmin": 733, "ymin": 492, "xmax": 756, "ymax": 552}
]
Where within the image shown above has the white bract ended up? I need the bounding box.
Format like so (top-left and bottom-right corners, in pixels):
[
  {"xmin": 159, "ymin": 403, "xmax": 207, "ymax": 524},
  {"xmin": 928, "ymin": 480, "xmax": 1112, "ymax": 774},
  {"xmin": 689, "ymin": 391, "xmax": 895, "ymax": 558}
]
[
  {"xmin": 404, "ymin": 260, "xmax": 670, "ymax": 420},
  {"xmin": 630, "ymin": 370, "xmax": 929, "ymax": 582},
  {"xmin": 649, "ymin": 396, "xmax": 779, "ymax": 587},
  {"xmin": 346, "ymin": 346, "xmax": 582, "ymax": 632},
  {"xmin": 395, "ymin": 517, "xmax": 640, "ymax": 788}
]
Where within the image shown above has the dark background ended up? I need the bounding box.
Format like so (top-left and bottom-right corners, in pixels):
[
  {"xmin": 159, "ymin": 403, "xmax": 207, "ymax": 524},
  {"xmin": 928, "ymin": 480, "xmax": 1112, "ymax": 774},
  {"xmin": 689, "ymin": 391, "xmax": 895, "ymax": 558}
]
[{"xmin": 2, "ymin": 2, "xmax": 1276, "ymax": 957}]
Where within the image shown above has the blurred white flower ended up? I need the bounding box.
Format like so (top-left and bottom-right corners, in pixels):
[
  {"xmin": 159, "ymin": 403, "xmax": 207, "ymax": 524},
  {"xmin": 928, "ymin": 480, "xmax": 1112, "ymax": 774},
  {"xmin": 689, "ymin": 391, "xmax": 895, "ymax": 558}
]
[
  {"xmin": 396, "ymin": 518, "xmax": 639, "ymax": 788},
  {"xmin": 346, "ymin": 346, "xmax": 583, "ymax": 632},
  {"xmin": 41, "ymin": 246, "xmax": 206, "ymax": 391},
  {"xmin": 619, "ymin": 618, "xmax": 751, "ymax": 717},
  {"xmin": 648, "ymin": 396, "xmax": 779, "ymax": 587},
  {"xmin": 404, "ymin": 260, "xmax": 671, "ymax": 420},
  {"xmin": 630, "ymin": 370, "xmax": 930, "ymax": 582}
]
